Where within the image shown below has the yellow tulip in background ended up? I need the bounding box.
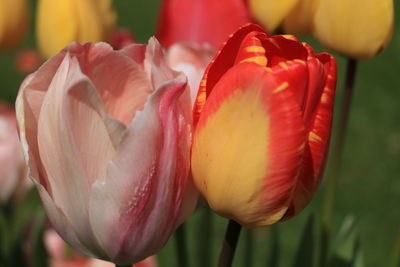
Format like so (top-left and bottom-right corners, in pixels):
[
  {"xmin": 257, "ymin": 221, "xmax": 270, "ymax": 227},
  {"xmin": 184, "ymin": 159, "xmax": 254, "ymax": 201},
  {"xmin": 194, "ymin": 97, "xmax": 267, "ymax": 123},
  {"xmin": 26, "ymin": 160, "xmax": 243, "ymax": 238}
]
[
  {"xmin": 282, "ymin": 0, "xmax": 319, "ymax": 35},
  {"xmin": 249, "ymin": 0, "xmax": 298, "ymax": 33},
  {"xmin": 0, "ymin": 0, "xmax": 29, "ymax": 51},
  {"xmin": 313, "ymin": 0, "xmax": 394, "ymax": 59},
  {"xmin": 37, "ymin": 0, "xmax": 116, "ymax": 59}
]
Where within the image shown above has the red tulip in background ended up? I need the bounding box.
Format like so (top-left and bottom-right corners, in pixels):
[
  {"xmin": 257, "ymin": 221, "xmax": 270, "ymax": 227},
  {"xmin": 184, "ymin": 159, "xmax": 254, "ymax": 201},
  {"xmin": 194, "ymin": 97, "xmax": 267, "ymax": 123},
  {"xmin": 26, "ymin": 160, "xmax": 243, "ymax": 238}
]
[
  {"xmin": 191, "ymin": 24, "xmax": 337, "ymax": 227},
  {"xmin": 157, "ymin": 0, "xmax": 252, "ymax": 49}
]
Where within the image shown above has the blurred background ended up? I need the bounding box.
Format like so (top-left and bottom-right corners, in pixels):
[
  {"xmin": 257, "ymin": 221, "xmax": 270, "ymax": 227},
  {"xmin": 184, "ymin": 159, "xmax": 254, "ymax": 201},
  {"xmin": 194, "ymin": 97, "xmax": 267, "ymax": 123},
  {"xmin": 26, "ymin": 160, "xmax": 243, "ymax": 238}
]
[{"xmin": 0, "ymin": 0, "xmax": 399, "ymax": 266}]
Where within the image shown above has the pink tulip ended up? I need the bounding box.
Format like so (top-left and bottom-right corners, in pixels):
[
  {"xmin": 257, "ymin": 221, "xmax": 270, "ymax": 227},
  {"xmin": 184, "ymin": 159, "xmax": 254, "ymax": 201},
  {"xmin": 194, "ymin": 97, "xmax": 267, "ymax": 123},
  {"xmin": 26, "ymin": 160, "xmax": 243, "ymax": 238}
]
[
  {"xmin": 0, "ymin": 103, "xmax": 27, "ymax": 203},
  {"xmin": 166, "ymin": 43, "xmax": 215, "ymax": 105},
  {"xmin": 157, "ymin": 0, "xmax": 252, "ymax": 49},
  {"xmin": 16, "ymin": 39, "xmax": 198, "ymax": 264}
]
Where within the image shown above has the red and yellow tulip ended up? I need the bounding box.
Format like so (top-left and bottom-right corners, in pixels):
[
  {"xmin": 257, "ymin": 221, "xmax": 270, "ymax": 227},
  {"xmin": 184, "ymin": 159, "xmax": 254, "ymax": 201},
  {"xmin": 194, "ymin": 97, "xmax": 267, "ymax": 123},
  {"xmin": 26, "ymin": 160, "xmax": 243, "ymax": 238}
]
[{"xmin": 191, "ymin": 24, "xmax": 337, "ymax": 228}]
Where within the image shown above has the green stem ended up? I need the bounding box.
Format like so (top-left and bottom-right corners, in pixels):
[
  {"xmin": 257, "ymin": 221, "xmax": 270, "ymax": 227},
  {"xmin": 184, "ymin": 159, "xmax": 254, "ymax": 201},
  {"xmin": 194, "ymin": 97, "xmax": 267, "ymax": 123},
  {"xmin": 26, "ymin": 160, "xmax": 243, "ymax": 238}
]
[
  {"xmin": 197, "ymin": 206, "xmax": 213, "ymax": 267},
  {"xmin": 320, "ymin": 58, "xmax": 358, "ymax": 265},
  {"xmin": 175, "ymin": 223, "xmax": 189, "ymax": 267},
  {"xmin": 244, "ymin": 229, "xmax": 254, "ymax": 267},
  {"xmin": 218, "ymin": 220, "xmax": 242, "ymax": 267}
]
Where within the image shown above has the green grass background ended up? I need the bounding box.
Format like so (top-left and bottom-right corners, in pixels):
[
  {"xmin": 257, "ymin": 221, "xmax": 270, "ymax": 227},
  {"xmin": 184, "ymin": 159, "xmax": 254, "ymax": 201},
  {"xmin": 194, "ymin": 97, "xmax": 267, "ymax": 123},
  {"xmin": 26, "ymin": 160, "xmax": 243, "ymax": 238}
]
[{"xmin": 0, "ymin": 1, "xmax": 399, "ymax": 266}]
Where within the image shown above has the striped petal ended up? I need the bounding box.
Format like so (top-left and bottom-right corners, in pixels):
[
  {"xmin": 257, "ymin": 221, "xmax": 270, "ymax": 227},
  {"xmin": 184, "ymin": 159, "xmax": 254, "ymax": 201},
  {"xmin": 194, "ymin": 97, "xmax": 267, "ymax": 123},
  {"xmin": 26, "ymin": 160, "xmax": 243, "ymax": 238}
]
[
  {"xmin": 193, "ymin": 24, "xmax": 266, "ymax": 125},
  {"xmin": 283, "ymin": 53, "xmax": 337, "ymax": 219},
  {"xmin": 88, "ymin": 75, "xmax": 194, "ymax": 263}
]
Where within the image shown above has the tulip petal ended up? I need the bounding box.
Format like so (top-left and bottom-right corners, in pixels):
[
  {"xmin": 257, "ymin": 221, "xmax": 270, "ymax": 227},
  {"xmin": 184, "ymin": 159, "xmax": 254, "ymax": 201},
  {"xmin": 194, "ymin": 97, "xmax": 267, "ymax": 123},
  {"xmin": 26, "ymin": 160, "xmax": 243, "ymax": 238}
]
[
  {"xmin": 283, "ymin": 53, "xmax": 337, "ymax": 218},
  {"xmin": 16, "ymin": 51, "xmax": 69, "ymax": 189},
  {"xmin": 88, "ymin": 75, "xmax": 192, "ymax": 263},
  {"xmin": 120, "ymin": 43, "xmax": 147, "ymax": 66},
  {"xmin": 144, "ymin": 38, "xmax": 193, "ymax": 121},
  {"xmin": 192, "ymin": 63, "xmax": 305, "ymax": 227},
  {"xmin": 66, "ymin": 42, "xmax": 153, "ymax": 126},
  {"xmin": 37, "ymin": 54, "xmax": 117, "ymax": 252},
  {"xmin": 193, "ymin": 24, "xmax": 266, "ymax": 125},
  {"xmin": 34, "ymin": 182, "xmax": 103, "ymax": 258}
]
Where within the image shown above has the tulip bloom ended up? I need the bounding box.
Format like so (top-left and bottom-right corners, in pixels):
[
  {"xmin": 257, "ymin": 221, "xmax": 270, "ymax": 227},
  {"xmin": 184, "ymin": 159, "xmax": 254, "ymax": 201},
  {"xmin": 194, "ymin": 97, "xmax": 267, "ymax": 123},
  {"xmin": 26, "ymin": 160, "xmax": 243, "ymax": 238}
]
[
  {"xmin": 0, "ymin": 103, "xmax": 26, "ymax": 203},
  {"xmin": 0, "ymin": 0, "xmax": 29, "ymax": 51},
  {"xmin": 36, "ymin": 0, "xmax": 116, "ymax": 59},
  {"xmin": 313, "ymin": 0, "xmax": 394, "ymax": 59},
  {"xmin": 191, "ymin": 24, "xmax": 337, "ymax": 228},
  {"xmin": 156, "ymin": 0, "xmax": 252, "ymax": 49},
  {"xmin": 16, "ymin": 39, "xmax": 197, "ymax": 264}
]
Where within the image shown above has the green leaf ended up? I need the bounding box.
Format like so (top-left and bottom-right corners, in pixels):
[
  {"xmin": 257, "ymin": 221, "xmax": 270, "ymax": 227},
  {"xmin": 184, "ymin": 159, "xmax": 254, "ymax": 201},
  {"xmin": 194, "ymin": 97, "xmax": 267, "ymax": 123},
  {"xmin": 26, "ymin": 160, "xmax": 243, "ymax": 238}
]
[
  {"xmin": 328, "ymin": 215, "xmax": 365, "ymax": 267},
  {"xmin": 291, "ymin": 215, "xmax": 315, "ymax": 267}
]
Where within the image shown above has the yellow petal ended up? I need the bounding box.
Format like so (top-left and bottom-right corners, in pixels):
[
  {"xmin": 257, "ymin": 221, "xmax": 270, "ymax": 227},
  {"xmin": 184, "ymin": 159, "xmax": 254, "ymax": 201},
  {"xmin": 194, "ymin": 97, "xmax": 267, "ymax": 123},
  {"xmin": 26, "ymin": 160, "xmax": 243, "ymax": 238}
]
[
  {"xmin": 313, "ymin": 0, "xmax": 394, "ymax": 59},
  {"xmin": 0, "ymin": 0, "xmax": 29, "ymax": 51},
  {"xmin": 192, "ymin": 86, "xmax": 270, "ymax": 227},
  {"xmin": 37, "ymin": 0, "xmax": 78, "ymax": 59},
  {"xmin": 249, "ymin": 0, "xmax": 298, "ymax": 32},
  {"xmin": 282, "ymin": 0, "xmax": 319, "ymax": 35}
]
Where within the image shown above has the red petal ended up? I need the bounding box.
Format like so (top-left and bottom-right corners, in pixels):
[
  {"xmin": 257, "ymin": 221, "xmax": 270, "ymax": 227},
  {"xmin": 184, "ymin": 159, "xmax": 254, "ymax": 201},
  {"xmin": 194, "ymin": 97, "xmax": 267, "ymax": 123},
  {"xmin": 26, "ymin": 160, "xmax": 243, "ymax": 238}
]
[{"xmin": 283, "ymin": 53, "xmax": 337, "ymax": 219}]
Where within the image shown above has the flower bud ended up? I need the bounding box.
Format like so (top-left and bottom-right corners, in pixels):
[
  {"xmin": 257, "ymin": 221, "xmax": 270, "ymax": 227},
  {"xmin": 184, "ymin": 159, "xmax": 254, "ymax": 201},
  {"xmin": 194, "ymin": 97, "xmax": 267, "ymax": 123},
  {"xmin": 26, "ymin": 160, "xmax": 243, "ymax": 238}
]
[
  {"xmin": 192, "ymin": 24, "xmax": 337, "ymax": 227},
  {"xmin": 36, "ymin": 0, "xmax": 116, "ymax": 58},
  {"xmin": 313, "ymin": 0, "xmax": 394, "ymax": 59}
]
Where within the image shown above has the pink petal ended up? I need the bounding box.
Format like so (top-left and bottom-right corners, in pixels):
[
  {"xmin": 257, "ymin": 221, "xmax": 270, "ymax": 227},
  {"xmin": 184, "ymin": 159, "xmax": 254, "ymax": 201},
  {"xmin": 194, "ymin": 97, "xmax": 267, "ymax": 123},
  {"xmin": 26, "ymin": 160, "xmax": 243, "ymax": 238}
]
[
  {"xmin": 88, "ymin": 74, "xmax": 194, "ymax": 263},
  {"xmin": 16, "ymin": 50, "xmax": 68, "ymax": 189},
  {"xmin": 37, "ymin": 54, "xmax": 117, "ymax": 252},
  {"xmin": 66, "ymin": 42, "xmax": 153, "ymax": 126}
]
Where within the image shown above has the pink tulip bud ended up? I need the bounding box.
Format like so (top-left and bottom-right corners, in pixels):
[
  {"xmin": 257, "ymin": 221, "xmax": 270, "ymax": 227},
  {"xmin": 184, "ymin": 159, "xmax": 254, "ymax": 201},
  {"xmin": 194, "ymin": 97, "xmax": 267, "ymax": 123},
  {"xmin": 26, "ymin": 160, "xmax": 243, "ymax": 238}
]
[{"xmin": 16, "ymin": 39, "xmax": 198, "ymax": 264}]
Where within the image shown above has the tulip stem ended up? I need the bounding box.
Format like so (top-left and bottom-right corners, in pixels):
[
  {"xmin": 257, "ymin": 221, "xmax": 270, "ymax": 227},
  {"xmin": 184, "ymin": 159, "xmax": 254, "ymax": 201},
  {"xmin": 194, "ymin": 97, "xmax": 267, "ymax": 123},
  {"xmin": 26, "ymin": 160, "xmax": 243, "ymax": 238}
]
[
  {"xmin": 197, "ymin": 206, "xmax": 213, "ymax": 267},
  {"xmin": 218, "ymin": 219, "xmax": 242, "ymax": 267},
  {"xmin": 175, "ymin": 223, "xmax": 189, "ymax": 267},
  {"xmin": 244, "ymin": 228, "xmax": 254, "ymax": 267},
  {"xmin": 320, "ymin": 58, "xmax": 358, "ymax": 265}
]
